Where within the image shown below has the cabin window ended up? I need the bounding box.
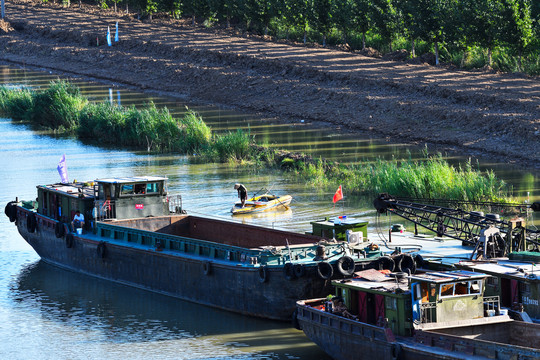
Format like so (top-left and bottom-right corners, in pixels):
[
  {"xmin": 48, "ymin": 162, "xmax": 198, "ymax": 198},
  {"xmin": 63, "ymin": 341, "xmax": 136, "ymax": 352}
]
[
  {"xmin": 440, "ymin": 283, "xmax": 454, "ymax": 297},
  {"xmin": 386, "ymin": 297, "xmax": 397, "ymax": 310},
  {"xmin": 470, "ymin": 281, "xmax": 481, "ymax": 294},
  {"xmin": 146, "ymin": 182, "xmax": 160, "ymax": 194},
  {"xmin": 120, "ymin": 184, "xmax": 134, "ymax": 195},
  {"xmin": 440, "ymin": 280, "xmax": 483, "ymax": 298},
  {"xmin": 455, "ymin": 282, "xmax": 468, "ymax": 295}
]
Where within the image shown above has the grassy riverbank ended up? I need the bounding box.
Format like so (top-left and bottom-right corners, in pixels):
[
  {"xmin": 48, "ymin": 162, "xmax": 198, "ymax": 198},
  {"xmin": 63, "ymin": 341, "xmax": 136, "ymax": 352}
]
[{"xmin": 0, "ymin": 81, "xmax": 513, "ymax": 202}]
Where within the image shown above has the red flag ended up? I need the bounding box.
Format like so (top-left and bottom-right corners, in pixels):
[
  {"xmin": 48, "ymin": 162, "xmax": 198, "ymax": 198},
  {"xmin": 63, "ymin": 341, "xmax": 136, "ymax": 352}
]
[{"xmin": 333, "ymin": 185, "xmax": 343, "ymax": 203}]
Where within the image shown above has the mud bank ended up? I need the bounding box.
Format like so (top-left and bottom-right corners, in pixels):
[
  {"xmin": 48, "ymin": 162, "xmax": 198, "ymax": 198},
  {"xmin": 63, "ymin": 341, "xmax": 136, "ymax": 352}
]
[{"xmin": 0, "ymin": 1, "xmax": 539, "ymax": 168}]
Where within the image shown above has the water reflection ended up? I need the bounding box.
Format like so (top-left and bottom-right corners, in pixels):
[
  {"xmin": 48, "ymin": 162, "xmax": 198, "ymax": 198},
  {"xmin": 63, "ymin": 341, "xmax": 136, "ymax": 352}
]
[
  {"xmin": 1, "ymin": 64, "xmax": 538, "ymax": 201},
  {"xmin": 10, "ymin": 260, "xmax": 330, "ymax": 359}
]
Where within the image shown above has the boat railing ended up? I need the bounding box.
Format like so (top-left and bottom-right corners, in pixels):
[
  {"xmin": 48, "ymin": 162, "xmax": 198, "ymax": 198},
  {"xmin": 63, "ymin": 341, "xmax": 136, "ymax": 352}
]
[
  {"xmin": 419, "ymin": 302, "xmax": 437, "ymax": 324},
  {"xmin": 96, "ymin": 221, "xmax": 262, "ymax": 264},
  {"xmin": 93, "ymin": 200, "xmax": 116, "ymax": 221},
  {"xmin": 167, "ymin": 195, "xmax": 183, "ymax": 213},
  {"xmin": 297, "ymin": 300, "xmax": 396, "ymax": 343},
  {"xmin": 483, "ymin": 295, "xmax": 501, "ymax": 316}
]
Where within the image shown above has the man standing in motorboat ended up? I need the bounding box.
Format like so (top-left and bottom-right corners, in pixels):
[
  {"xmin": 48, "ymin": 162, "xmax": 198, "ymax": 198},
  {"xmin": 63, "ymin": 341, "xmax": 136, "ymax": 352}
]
[{"xmin": 234, "ymin": 183, "xmax": 248, "ymax": 208}]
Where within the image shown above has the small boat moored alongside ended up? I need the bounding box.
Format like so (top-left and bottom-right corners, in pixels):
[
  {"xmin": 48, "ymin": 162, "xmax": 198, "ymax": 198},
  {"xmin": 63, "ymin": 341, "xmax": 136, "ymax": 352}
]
[{"xmin": 231, "ymin": 193, "xmax": 292, "ymax": 215}]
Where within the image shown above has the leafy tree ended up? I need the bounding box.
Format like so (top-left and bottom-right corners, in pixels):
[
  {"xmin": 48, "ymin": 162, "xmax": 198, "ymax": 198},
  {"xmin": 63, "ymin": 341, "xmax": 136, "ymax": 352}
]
[
  {"xmin": 310, "ymin": 0, "xmax": 335, "ymax": 46},
  {"xmin": 499, "ymin": 0, "xmax": 533, "ymax": 70},
  {"xmin": 182, "ymin": 0, "xmax": 212, "ymax": 26},
  {"xmin": 208, "ymin": 0, "xmax": 242, "ymax": 27},
  {"xmin": 281, "ymin": 0, "xmax": 311, "ymax": 42},
  {"xmin": 399, "ymin": 0, "xmax": 453, "ymax": 64},
  {"xmin": 333, "ymin": 0, "xmax": 355, "ymax": 44},
  {"xmin": 163, "ymin": 0, "xmax": 182, "ymax": 18},
  {"xmin": 351, "ymin": 0, "xmax": 372, "ymax": 50},
  {"xmin": 459, "ymin": 0, "xmax": 504, "ymax": 66},
  {"xmin": 244, "ymin": 0, "xmax": 278, "ymax": 34},
  {"xmin": 370, "ymin": 0, "xmax": 399, "ymax": 52}
]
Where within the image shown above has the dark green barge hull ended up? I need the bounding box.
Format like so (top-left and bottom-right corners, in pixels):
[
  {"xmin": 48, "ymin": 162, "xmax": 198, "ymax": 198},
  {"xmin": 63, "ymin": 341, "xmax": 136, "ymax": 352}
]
[{"xmin": 12, "ymin": 206, "xmax": 377, "ymax": 320}]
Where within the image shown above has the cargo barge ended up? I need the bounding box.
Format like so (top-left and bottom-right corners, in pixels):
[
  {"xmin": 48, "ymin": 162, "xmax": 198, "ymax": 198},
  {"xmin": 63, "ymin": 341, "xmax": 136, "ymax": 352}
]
[
  {"xmin": 4, "ymin": 176, "xmax": 382, "ymax": 320},
  {"xmin": 296, "ymin": 269, "xmax": 540, "ymax": 359}
]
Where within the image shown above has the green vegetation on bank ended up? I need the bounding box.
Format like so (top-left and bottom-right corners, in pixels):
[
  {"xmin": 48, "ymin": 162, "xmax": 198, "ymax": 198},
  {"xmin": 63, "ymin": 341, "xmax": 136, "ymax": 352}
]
[
  {"xmin": 0, "ymin": 80, "xmax": 513, "ymax": 202},
  {"xmin": 68, "ymin": 0, "xmax": 539, "ymax": 76}
]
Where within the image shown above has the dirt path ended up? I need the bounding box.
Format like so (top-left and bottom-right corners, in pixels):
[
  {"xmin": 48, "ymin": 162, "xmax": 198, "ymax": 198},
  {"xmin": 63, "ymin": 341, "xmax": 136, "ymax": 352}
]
[{"xmin": 1, "ymin": 1, "xmax": 539, "ymax": 168}]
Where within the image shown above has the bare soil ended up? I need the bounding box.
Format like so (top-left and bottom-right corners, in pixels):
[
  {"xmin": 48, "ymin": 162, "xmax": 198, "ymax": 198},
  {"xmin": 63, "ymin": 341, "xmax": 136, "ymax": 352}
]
[{"xmin": 1, "ymin": 1, "xmax": 539, "ymax": 168}]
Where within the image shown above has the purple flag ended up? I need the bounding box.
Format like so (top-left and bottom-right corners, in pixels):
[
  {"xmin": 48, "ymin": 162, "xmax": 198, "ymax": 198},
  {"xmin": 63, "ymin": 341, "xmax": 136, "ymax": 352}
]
[{"xmin": 57, "ymin": 154, "xmax": 68, "ymax": 183}]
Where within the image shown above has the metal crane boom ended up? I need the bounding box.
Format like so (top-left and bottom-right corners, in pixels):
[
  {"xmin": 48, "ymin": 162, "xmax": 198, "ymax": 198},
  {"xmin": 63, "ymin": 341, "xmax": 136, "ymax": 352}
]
[{"xmin": 373, "ymin": 193, "xmax": 539, "ymax": 251}]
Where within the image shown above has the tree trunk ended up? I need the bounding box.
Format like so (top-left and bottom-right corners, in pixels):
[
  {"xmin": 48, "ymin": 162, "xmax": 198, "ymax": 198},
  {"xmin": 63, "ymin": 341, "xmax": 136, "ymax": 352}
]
[
  {"xmin": 461, "ymin": 49, "xmax": 466, "ymax": 68},
  {"xmin": 303, "ymin": 29, "xmax": 307, "ymax": 45},
  {"xmin": 411, "ymin": 39, "xmax": 415, "ymax": 58},
  {"xmin": 192, "ymin": 14, "xmax": 196, "ymax": 26},
  {"xmin": 435, "ymin": 41, "xmax": 440, "ymax": 66},
  {"xmin": 226, "ymin": 16, "xmax": 230, "ymax": 29},
  {"xmin": 389, "ymin": 41, "xmax": 393, "ymax": 52},
  {"xmin": 362, "ymin": 32, "xmax": 366, "ymax": 50},
  {"xmin": 322, "ymin": 34, "xmax": 326, "ymax": 47},
  {"xmin": 114, "ymin": 2, "xmax": 117, "ymax": 13},
  {"xmin": 488, "ymin": 48, "xmax": 492, "ymax": 66}
]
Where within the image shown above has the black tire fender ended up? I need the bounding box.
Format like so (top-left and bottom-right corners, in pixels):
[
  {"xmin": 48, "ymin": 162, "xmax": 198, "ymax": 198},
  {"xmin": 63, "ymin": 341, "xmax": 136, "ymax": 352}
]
[
  {"xmin": 397, "ymin": 253, "xmax": 416, "ymax": 274},
  {"xmin": 27, "ymin": 212, "xmax": 37, "ymax": 233},
  {"xmin": 375, "ymin": 256, "xmax": 395, "ymax": 272},
  {"xmin": 284, "ymin": 262, "xmax": 295, "ymax": 280},
  {"xmin": 258, "ymin": 265, "xmax": 268, "ymax": 283},
  {"xmin": 65, "ymin": 233, "xmax": 74, "ymax": 248},
  {"xmin": 5, "ymin": 201, "xmax": 17, "ymax": 222},
  {"xmin": 293, "ymin": 263, "xmax": 306, "ymax": 278},
  {"xmin": 55, "ymin": 222, "xmax": 66, "ymax": 238},
  {"xmin": 202, "ymin": 261, "xmax": 212, "ymax": 275},
  {"xmin": 97, "ymin": 241, "xmax": 107, "ymax": 258},
  {"xmin": 337, "ymin": 256, "xmax": 356, "ymax": 276},
  {"xmin": 317, "ymin": 261, "xmax": 334, "ymax": 280}
]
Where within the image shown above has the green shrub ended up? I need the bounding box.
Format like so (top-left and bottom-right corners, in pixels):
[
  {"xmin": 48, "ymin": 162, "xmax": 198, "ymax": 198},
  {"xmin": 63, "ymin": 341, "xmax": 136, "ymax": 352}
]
[
  {"xmin": 0, "ymin": 86, "xmax": 34, "ymax": 121},
  {"xmin": 210, "ymin": 129, "xmax": 253, "ymax": 162},
  {"xmin": 28, "ymin": 80, "xmax": 87, "ymax": 130}
]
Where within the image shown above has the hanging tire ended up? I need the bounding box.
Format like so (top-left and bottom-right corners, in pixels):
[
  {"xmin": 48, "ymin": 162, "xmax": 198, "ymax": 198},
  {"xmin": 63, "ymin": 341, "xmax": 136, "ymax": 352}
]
[
  {"xmin": 97, "ymin": 241, "xmax": 107, "ymax": 258},
  {"xmin": 317, "ymin": 261, "xmax": 334, "ymax": 280},
  {"xmin": 5, "ymin": 201, "xmax": 17, "ymax": 222},
  {"xmin": 55, "ymin": 222, "xmax": 66, "ymax": 238},
  {"xmin": 258, "ymin": 265, "xmax": 268, "ymax": 283},
  {"xmin": 284, "ymin": 262, "xmax": 295, "ymax": 280},
  {"xmin": 26, "ymin": 212, "xmax": 37, "ymax": 233},
  {"xmin": 397, "ymin": 254, "xmax": 416, "ymax": 274},
  {"xmin": 293, "ymin": 263, "xmax": 306, "ymax": 278},
  {"xmin": 375, "ymin": 256, "xmax": 395, "ymax": 272},
  {"xmin": 66, "ymin": 233, "xmax": 74, "ymax": 248},
  {"xmin": 202, "ymin": 261, "xmax": 212, "ymax": 275},
  {"xmin": 337, "ymin": 256, "xmax": 356, "ymax": 276}
]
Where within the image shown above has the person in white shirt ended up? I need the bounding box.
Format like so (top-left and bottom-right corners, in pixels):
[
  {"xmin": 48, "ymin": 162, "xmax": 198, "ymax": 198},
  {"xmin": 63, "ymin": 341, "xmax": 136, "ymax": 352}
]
[{"xmin": 72, "ymin": 210, "xmax": 85, "ymax": 231}]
